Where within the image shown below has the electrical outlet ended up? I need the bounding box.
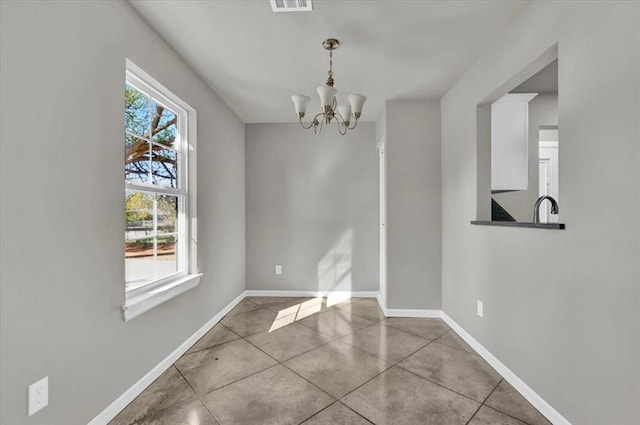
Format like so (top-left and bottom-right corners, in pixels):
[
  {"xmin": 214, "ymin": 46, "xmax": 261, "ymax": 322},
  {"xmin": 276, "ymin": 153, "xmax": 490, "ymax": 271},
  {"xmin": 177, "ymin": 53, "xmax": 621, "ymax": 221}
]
[
  {"xmin": 477, "ymin": 300, "xmax": 484, "ymax": 318},
  {"xmin": 275, "ymin": 264, "xmax": 282, "ymax": 275},
  {"xmin": 28, "ymin": 376, "xmax": 48, "ymax": 416}
]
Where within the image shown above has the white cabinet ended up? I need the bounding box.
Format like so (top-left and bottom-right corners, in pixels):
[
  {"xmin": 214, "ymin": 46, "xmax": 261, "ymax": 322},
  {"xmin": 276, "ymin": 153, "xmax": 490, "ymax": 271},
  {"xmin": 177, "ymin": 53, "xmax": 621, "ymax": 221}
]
[{"xmin": 491, "ymin": 93, "xmax": 537, "ymax": 191}]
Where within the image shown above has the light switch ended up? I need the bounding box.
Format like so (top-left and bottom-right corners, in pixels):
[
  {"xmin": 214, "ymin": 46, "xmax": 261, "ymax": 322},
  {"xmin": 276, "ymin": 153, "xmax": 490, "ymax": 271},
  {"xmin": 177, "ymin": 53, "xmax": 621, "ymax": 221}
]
[{"xmin": 275, "ymin": 265, "xmax": 282, "ymax": 275}]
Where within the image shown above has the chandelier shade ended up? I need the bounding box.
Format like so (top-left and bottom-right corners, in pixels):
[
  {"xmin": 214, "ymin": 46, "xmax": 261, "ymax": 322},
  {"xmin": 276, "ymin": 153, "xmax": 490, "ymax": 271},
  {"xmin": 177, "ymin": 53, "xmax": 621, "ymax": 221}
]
[
  {"xmin": 347, "ymin": 94, "xmax": 367, "ymax": 116},
  {"xmin": 291, "ymin": 95, "xmax": 311, "ymax": 115},
  {"xmin": 316, "ymin": 86, "xmax": 337, "ymax": 109},
  {"xmin": 337, "ymin": 105, "xmax": 352, "ymax": 124},
  {"xmin": 292, "ymin": 38, "xmax": 366, "ymax": 135}
]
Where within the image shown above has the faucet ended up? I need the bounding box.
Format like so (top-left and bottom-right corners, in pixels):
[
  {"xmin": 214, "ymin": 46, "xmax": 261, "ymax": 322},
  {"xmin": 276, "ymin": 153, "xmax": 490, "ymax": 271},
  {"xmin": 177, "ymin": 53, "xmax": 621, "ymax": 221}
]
[{"xmin": 533, "ymin": 195, "xmax": 559, "ymax": 223}]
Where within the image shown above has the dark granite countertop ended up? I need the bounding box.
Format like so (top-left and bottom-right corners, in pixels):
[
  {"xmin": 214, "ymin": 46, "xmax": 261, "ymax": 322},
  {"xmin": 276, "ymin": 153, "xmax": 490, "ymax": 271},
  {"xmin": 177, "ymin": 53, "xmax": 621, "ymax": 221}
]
[{"xmin": 471, "ymin": 221, "xmax": 565, "ymax": 230}]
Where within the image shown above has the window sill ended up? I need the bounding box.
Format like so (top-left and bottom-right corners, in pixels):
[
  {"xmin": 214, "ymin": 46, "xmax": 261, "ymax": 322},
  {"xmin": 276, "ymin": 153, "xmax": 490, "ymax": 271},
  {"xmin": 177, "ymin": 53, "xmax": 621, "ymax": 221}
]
[{"xmin": 122, "ymin": 273, "xmax": 202, "ymax": 321}]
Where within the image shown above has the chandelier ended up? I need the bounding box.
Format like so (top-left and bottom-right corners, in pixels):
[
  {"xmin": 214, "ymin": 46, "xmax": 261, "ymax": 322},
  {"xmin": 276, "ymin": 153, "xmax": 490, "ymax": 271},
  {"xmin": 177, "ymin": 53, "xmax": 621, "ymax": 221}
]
[{"xmin": 291, "ymin": 38, "xmax": 367, "ymax": 135}]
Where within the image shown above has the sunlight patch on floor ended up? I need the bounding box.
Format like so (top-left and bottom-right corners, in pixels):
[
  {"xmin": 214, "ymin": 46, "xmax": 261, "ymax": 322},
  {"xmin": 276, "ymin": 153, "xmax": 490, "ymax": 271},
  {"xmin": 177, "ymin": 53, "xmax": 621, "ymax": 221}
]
[{"xmin": 268, "ymin": 298, "xmax": 323, "ymax": 332}]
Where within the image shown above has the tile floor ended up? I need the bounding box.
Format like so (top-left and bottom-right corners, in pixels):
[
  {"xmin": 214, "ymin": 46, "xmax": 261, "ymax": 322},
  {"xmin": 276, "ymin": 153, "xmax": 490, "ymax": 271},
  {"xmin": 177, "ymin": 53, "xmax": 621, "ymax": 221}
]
[{"xmin": 110, "ymin": 297, "xmax": 552, "ymax": 425}]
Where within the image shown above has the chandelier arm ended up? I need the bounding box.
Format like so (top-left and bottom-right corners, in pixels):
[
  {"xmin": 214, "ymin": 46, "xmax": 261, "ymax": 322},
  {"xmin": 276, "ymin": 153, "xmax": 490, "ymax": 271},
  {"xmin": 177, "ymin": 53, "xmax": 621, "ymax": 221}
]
[
  {"xmin": 335, "ymin": 111, "xmax": 356, "ymax": 133},
  {"xmin": 317, "ymin": 118, "xmax": 325, "ymax": 134},
  {"xmin": 336, "ymin": 117, "xmax": 347, "ymax": 135},
  {"xmin": 312, "ymin": 112, "xmax": 324, "ymax": 126},
  {"xmin": 298, "ymin": 117, "xmax": 316, "ymax": 130}
]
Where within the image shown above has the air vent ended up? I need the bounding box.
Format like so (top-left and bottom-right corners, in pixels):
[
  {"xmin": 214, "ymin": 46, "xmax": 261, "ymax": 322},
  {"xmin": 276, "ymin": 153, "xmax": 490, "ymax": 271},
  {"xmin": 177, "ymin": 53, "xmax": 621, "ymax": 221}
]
[{"xmin": 270, "ymin": 0, "xmax": 312, "ymax": 12}]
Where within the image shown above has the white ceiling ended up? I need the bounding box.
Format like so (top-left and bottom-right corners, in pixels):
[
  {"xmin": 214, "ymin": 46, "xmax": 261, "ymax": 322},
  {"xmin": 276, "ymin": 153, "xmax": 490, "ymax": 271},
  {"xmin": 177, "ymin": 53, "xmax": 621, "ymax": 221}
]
[{"xmin": 129, "ymin": 0, "xmax": 531, "ymax": 123}]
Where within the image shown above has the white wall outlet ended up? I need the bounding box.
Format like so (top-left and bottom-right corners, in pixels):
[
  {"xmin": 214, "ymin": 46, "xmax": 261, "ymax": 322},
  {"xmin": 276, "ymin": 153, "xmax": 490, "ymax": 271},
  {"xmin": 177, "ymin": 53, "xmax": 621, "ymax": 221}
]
[
  {"xmin": 28, "ymin": 376, "xmax": 48, "ymax": 416},
  {"xmin": 275, "ymin": 264, "xmax": 282, "ymax": 275},
  {"xmin": 477, "ymin": 300, "xmax": 484, "ymax": 318}
]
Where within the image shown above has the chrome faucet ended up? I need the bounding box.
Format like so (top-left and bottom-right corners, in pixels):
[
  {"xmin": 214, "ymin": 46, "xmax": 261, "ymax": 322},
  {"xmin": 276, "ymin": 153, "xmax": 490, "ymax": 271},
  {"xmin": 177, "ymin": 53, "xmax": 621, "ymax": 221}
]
[{"xmin": 533, "ymin": 195, "xmax": 559, "ymax": 223}]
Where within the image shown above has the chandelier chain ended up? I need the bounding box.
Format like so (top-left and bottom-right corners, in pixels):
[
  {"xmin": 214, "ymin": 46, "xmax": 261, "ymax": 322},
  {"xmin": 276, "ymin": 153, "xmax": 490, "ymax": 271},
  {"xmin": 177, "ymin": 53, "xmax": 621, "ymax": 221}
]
[{"xmin": 327, "ymin": 49, "xmax": 334, "ymax": 86}]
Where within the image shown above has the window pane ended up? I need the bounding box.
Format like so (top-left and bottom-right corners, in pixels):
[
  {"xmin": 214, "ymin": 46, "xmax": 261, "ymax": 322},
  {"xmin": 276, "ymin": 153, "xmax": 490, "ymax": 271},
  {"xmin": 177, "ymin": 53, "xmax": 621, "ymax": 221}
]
[
  {"xmin": 157, "ymin": 235, "xmax": 178, "ymax": 277},
  {"xmin": 157, "ymin": 194, "xmax": 178, "ymax": 234},
  {"xmin": 125, "ymin": 190, "xmax": 155, "ymax": 239},
  {"xmin": 125, "ymin": 135, "xmax": 150, "ymax": 184},
  {"xmin": 151, "ymin": 101, "xmax": 177, "ymax": 148},
  {"xmin": 151, "ymin": 148, "xmax": 178, "ymax": 188},
  {"xmin": 125, "ymin": 84, "xmax": 150, "ymax": 137},
  {"xmin": 125, "ymin": 71, "xmax": 190, "ymax": 295},
  {"xmin": 125, "ymin": 238, "xmax": 155, "ymax": 288}
]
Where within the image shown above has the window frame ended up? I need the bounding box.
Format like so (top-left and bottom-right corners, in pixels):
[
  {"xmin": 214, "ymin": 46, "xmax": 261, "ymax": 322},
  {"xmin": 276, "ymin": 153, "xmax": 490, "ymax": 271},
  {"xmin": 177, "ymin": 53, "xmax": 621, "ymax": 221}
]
[{"xmin": 122, "ymin": 60, "xmax": 200, "ymax": 321}]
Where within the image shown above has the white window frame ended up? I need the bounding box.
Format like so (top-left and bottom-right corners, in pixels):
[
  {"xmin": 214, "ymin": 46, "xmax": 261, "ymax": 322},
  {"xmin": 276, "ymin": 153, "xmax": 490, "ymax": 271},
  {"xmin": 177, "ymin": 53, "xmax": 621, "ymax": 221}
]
[{"xmin": 122, "ymin": 59, "xmax": 201, "ymax": 321}]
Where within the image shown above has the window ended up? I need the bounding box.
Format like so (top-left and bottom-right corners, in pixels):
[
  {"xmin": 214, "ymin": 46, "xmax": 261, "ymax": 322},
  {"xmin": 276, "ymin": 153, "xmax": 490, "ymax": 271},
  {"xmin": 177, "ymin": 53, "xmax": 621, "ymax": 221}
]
[{"xmin": 123, "ymin": 60, "xmax": 200, "ymax": 321}]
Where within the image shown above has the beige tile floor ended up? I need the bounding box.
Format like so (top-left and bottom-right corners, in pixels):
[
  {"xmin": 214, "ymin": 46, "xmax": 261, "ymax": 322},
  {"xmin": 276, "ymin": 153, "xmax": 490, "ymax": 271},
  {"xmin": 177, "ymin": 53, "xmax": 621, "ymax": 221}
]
[{"xmin": 110, "ymin": 297, "xmax": 551, "ymax": 425}]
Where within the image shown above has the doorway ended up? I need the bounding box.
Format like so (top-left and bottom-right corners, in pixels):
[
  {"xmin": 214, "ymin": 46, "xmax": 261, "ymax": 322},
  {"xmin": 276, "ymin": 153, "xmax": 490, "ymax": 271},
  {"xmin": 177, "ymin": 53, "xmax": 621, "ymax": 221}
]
[
  {"xmin": 378, "ymin": 140, "xmax": 387, "ymax": 306},
  {"xmin": 538, "ymin": 127, "xmax": 559, "ymax": 223}
]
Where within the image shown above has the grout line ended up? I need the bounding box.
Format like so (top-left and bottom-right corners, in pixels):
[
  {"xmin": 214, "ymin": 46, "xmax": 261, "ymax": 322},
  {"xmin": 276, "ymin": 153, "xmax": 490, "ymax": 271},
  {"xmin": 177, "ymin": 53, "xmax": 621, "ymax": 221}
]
[
  {"xmin": 237, "ymin": 331, "xmax": 340, "ymax": 405},
  {"xmin": 483, "ymin": 399, "xmax": 540, "ymax": 425},
  {"xmin": 340, "ymin": 402, "xmax": 377, "ymax": 425},
  {"xmin": 481, "ymin": 378, "xmax": 503, "ymax": 405},
  {"xmin": 224, "ymin": 305, "xmax": 263, "ymax": 318},
  {"xmin": 198, "ymin": 362, "xmax": 282, "ymax": 398},
  {"xmin": 336, "ymin": 337, "xmax": 437, "ymax": 404},
  {"xmin": 470, "ymin": 373, "xmax": 543, "ymax": 425},
  {"xmin": 240, "ymin": 334, "xmax": 289, "ymax": 364},
  {"xmin": 381, "ymin": 319, "xmax": 451, "ymax": 341},
  {"xmin": 297, "ymin": 400, "xmax": 341, "ymax": 425},
  {"xmin": 432, "ymin": 330, "xmax": 483, "ymax": 357},
  {"xmin": 270, "ymin": 334, "xmax": 340, "ymax": 362},
  {"xmin": 464, "ymin": 378, "xmax": 503, "ymax": 425},
  {"xmin": 219, "ymin": 322, "xmax": 243, "ymax": 339},
  {"xmin": 465, "ymin": 379, "xmax": 541, "ymax": 425},
  {"xmin": 182, "ymin": 330, "xmax": 243, "ymax": 357},
  {"xmin": 236, "ymin": 312, "xmax": 406, "ymax": 411},
  {"xmin": 293, "ymin": 309, "xmax": 378, "ymax": 338},
  {"xmin": 333, "ymin": 304, "xmax": 387, "ymax": 323},
  {"xmin": 482, "ymin": 405, "xmax": 535, "ymax": 425},
  {"xmin": 172, "ymin": 365, "xmax": 223, "ymax": 425},
  {"xmin": 242, "ymin": 297, "xmax": 263, "ymax": 306},
  {"xmin": 388, "ymin": 338, "xmax": 435, "ymax": 366},
  {"xmin": 394, "ymin": 362, "xmax": 492, "ymax": 405},
  {"xmin": 335, "ymin": 322, "xmax": 432, "ymax": 361},
  {"xmin": 179, "ymin": 332, "xmax": 244, "ymax": 357},
  {"xmin": 464, "ymin": 403, "xmax": 484, "ymax": 425},
  {"xmin": 278, "ymin": 361, "xmax": 339, "ymax": 401}
]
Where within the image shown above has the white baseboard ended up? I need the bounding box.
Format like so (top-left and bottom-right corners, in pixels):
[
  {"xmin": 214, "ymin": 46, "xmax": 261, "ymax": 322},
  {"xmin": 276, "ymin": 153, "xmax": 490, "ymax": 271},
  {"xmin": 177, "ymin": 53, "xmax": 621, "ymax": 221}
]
[
  {"xmin": 374, "ymin": 292, "xmax": 440, "ymax": 318},
  {"xmin": 244, "ymin": 289, "xmax": 378, "ymax": 298},
  {"xmin": 88, "ymin": 291, "xmax": 247, "ymax": 425},
  {"xmin": 376, "ymin": 290, "xmax": 386, "ymax": 311},
  {"xmin": 441, "ymin": 312, "xmax": 570, "ymax": 425},
  {"xmin": 383, "ymin": 308, "xmax": 442, "ymax": 318}
]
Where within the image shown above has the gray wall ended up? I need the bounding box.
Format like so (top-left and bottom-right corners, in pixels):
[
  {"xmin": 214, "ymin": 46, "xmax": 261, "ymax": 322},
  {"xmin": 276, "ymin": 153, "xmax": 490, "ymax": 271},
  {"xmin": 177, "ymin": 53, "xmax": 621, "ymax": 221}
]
[
  {"xmin": 245, "ymin": 123, "xmax": 378, "ymax": 293},
  {"xmin": 0, "ymin": 1, "xmax": 245, "ymax": 424},
  {"xmin": 383, "ymin": 101, "xmax": 442, "ymax": 310},
  {"xmin": 493, "ymin": 94, "xmax": 558, "ymax": 221},
  {"xmin": 441, "ymin": 2, "xmax": 639, "ymax": 424}
]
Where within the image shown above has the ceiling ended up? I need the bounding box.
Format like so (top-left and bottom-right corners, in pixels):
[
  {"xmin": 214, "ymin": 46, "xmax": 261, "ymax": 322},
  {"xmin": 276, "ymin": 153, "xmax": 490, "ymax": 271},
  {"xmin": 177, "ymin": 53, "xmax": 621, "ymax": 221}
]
[{"xmin": 129, "ymin": 0, "xmax": 531, "ymax": 123}]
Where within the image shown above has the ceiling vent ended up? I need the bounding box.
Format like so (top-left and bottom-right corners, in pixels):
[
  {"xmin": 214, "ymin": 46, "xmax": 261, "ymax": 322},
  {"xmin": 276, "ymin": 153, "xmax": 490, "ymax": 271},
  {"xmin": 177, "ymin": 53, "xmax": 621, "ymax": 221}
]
[{"xmin": 270, "ymin": 0, "xmax": 312, "ymax": 12}]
